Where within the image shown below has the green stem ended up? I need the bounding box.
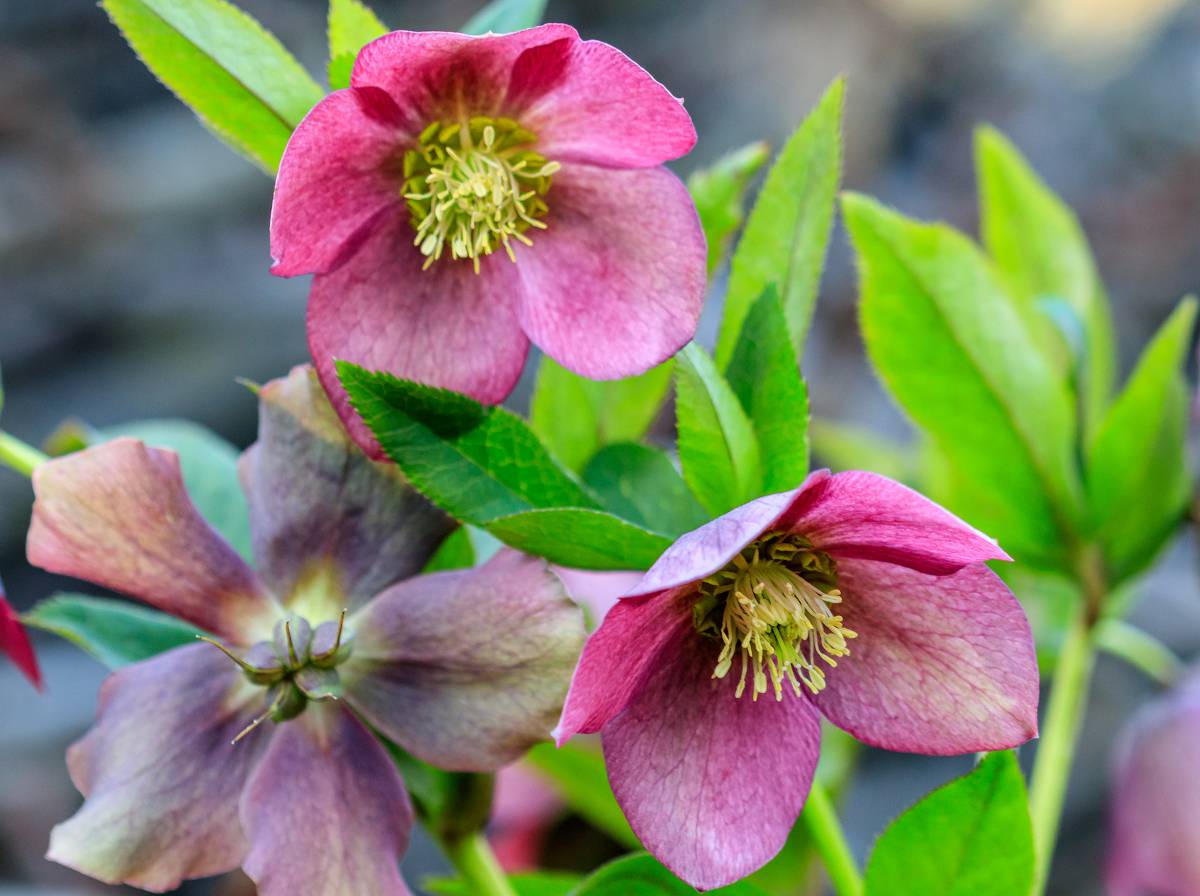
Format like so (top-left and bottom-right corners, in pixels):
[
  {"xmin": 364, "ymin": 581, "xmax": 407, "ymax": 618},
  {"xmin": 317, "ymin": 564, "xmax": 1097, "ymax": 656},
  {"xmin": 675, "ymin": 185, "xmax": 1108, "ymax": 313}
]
[
  {"xmin": 442, "ymin": 832, "xmax": 518, "ymax": 896},
  {"xmin": 0, "ymin": 431, "xmax": 47, "ymax": 477},
  {"xmin": 801, "ymin": 781, "xmax": 863, "ymax": 896},
  {"xmin": 1095, "ymin": 618, "xmax": 1182, "ymax": 688}
]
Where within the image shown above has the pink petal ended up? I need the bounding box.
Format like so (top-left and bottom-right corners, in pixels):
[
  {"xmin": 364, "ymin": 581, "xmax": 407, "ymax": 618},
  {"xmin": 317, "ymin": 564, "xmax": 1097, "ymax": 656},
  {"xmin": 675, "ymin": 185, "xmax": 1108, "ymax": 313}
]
[
  {"xmin": 47, "ymin": 645, "xmax": 272, "ymax": 891},
  {"xmin": 516, "ymin": 164, "xmax": 706, "ymax": 380},
  {"xmin": 240, "ymin": 366, "xmax": 453, "ymax": 612},
  {"xmin": 781, "ymin": 470, "xmax": 1011, "ymax": 575},
  {"xmin": 270, "ymin": 86, "xmax": 410, "ymax": 278},
  {"xmin": 512, "ymin": 38, "xmax": 696, "ymax": 167},
  {"xmin": 28, "ymin": 440, "xmax": 276, "ymax": 644},
  {"xmin": 344, "ymin": 551, "xmax": 585, "ymax": 771},
  {"xmin": 813, "ymin": 558, "xmax": 1039, "ymax": 754},
  {"xmin": 0, "ymin": 585, "xmax": 41, "ymax": 690},
  {"xmin": 307, "ymin": 208, "xmax": 530, "ymax": 457},
  {"xmin": 490, "ymin": 763, "xmax": 562, "ymax": 872},
  {"xmin": 240, "ymin": 703, "xmax": 413, "ymax": 896},
  {"xmin": 603, "ymin": 627, "xmax": 822, "ymax": 889},
  {"xmin": 550, "ymin": 566, "xmax": 643, "ymax": 627}
]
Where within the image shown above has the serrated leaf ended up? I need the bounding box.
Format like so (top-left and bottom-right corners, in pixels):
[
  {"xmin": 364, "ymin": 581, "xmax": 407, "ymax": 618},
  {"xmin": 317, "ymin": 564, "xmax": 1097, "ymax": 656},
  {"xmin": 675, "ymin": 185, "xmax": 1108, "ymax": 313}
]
[
  {"xmin": 571, "ymin": 852, "xmax": 769, "ymax": 895},
  {"xmin": 976, "ymin": 126, "xmax": 1116, "ymax": 438},
  {"xmin": 583, "ymin": 443, "xmax": 708, "ymax": 537},
  {"xmin": 24, "ymin": 594, "xmax": 202, "ymax": 669},
  {"xmin": 525, "ymin": 741, "xmax": 639, "ymax": 849},
  {"xmin": 687, "ymin": 141, "xmax": 771, "ymax": 274},
  {"xmin": 726, "ymin": 285, "xmax": 810, "ymax": 492},
  {"xmin": 1087, "ymin": 296, "xmax": 1197, "ymax": 584},
  {"xmin": 102, "ymin": 0, "xmax": 324, "ymax": 173},
  {"xmin": 462, "ymin": 0, "xmax": 548, "ymax": 35},
  {"xmin": 844, "ymin": 193, "xmax": 1082, "ymax": 570},
  {"xmin": 864, "ymin": 752, "xmax": 1034, "ymax": 896},
  {"xmin": 484, "ymin": 508, "xmax": 671, "ymax": 570},
  {"xmin": 675, "ymin": 344, "xmax": 763, "ymax": 517},
  {"xmin": 428, "ymin": 872, "xmax": 582, "ymax": 896},
  {"xmin": 715, "ymin": 78, "xmax": 843, "ymax": 368},
  {"xmin": 326, "ymin": 0, "xmax": 387, "ymax": 89}
]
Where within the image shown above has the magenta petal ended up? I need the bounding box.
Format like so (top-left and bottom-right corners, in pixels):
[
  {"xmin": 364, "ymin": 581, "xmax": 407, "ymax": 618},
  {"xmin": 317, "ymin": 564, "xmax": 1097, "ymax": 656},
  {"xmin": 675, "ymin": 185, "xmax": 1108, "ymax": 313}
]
[
  {"xmin": 28, "ymin": 440, "xmax": 275, "ymax": 643},
  {"xmin": 270, "ymin": 87, "xmax": 409, "ymax": 278},
  {"xmin": 782, "ymin": 470, "xmax": 1010, "ymax": 574},
  {"xmin": 47, "ymin": 645, "xmax": 271, "ymax": 891},
  {"xmin": 516, "ymin": 164, "xmax": 706, "ymax": 380},
  {"xmin": 603, "ymin": 629, "xmax": 822, "ymax": 889},
  {"xmin": 813, "ymin": 559, "xmax": 1039, "ymax": 754},
  {"xmin": 344, "ymin": 551, "xmax": 585, "ymax": 770},
  {"xmin": 0, "ymin": 584, "xmax": 41, "ymax": 690},
  {"xmin": 240, "ymin": 704, "xmax": 413, "ymax": 896},
  {"xmin": 240, "ymin": 366, "xmax": 453, "ymax": 612}
]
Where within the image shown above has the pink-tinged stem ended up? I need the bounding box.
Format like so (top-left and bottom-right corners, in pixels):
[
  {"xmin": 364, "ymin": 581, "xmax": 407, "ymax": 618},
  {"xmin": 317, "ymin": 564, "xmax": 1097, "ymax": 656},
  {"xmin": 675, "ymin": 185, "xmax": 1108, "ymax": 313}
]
[{"xmin": 0, "ymin": 431, "xmax": 47, "ymax": 478}]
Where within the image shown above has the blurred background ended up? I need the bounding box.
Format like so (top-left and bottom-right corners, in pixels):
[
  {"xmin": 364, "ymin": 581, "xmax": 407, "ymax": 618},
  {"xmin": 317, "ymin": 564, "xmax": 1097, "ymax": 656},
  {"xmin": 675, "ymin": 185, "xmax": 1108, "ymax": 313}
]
[{"xmin": 2, "ymin": 0, "xmax": 1199, "ymax": 893}]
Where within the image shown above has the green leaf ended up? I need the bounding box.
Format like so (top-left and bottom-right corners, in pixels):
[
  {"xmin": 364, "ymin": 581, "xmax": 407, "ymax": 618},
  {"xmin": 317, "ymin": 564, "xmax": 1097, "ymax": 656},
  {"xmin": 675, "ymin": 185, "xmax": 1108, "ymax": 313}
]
[
  {"xmin": 726, "ymin": 286, "xmax": 810, "ymax": 492},
  {"xmin": 462, "ymin": 0, "xmax": 548, "ymax": 34},
  {"xmin": 530, "ymin": 357, "xmax": 674, "ymax": 473},
  {"xmin": 864, "ymin": 752, "xmax": 1034, "ymax": 896},
  {"xmin": 339, "ymin": 363, "xmax": 599, "ymax": 525},
  {"xmin": 24, "ymin": 594, "xmax": 202, "ymax": 669},
  {"xmin": 1087, "ymin": 296, "xmax": 1197, "ymax": 583},
  {"xmin": 484, "ymin": 508, "xmax": 671, "ymax": 570},
  {"xmin": 326, "ymin": 0, "xmax": 387, "ymax": 89},
  {"xmin": 675, "ymin": 343, "xmax": 763, "ymax": 517},
  {"xmin": 715, "ymin": 78, "xmax": 843, "ymax": 369},
  {"xmin": 428, "ymin": 872, "xmax": 582, "ymax": 896},
  {"xmin": 102, "ymin": 0, "xmax": 324, "ymax": 173},
  {"xmin": 844, "ymin": 193, "xmax": 1082, "ymax": 570},
  {"xmin": 687, "ymin": 141, "xmax": 771, "ymax": 274},
  {"xmin": 525, "ymin": 741, "xmax": 639, "ymax": 849},
  {"xmin": 976, "ymin": 126, "xmax": 1116, "ymax": 438},
  {"xmin": 810, "ymin": 418, "xmax": 917, "ymax": 483},
  {"xmin": 382, "ymin": 739, "xmax": 457, "ymax": 823},
  {"xmin": 571, "ymin": 853, "xmax": 769, "ymax": 895},
  {"xmin": 104, "ymin": 419, "xmax": 253, "ymax": 562},
  {"xmin": 423, "ymin": 525, "xmax": 503, "ymax": 573},
  {"xmin": 583, "ymin": 443, "xmax": 708, "ymax": 537}
]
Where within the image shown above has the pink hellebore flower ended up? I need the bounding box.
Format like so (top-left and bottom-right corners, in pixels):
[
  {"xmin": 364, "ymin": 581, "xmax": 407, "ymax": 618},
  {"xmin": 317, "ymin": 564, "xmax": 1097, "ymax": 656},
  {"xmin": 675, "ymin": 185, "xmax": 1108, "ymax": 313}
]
[
  {"xmin": 270, "ymin": 24, "xmax": 707, "ymax": 456},
  {"xmin": 556, "ymin": 470, "xmax": 1041, "ymax": 889},
  {"xmin": 1, "ymin": 583, "xmax": 42, "ymax": 690},
  {"xmin": 26, "ymin": 366, "xmax": 585, "ymax": 895},
  {"xmin": 1108, "ymin": 671, "xmax": 1200, "ymax": 896}
]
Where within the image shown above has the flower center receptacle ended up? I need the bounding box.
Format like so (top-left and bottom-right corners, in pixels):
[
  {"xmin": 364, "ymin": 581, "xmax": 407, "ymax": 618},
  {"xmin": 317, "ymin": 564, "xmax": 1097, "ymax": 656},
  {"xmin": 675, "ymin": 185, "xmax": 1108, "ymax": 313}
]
[
  {"xmin": 692, "ymin": 533, "xmax": 856, "ymax": 701},
  {"xmin": 402, "ymin": 116, "xmax": 559, "ymax": 273}
]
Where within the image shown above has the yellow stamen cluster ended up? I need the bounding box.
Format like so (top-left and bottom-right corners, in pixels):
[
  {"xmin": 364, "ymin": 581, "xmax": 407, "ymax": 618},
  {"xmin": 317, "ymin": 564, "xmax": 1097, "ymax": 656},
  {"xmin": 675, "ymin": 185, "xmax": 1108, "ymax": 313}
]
[
  {"xmin": 403, "ymin": 116, "xmax": 559, "ymax": 273},
  {"xmin": 693, "ymin": 533, "xmax": 857, "ymax": 701}
]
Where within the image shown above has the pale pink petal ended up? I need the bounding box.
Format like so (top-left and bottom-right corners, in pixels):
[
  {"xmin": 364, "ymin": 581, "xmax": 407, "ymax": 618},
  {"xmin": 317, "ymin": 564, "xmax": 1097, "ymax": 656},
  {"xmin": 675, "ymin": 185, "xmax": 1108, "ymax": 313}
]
[
  {"xmin": 603, "ymin": 627, "xmax": 822, "ymax": 890},
  {"xmin": 490, "ymin": 763, "xmax": 562, "ymax": 872},
  {"xmin": 813, "ymin": 559, "xmax": 1039, "ymax": 754},
  {"xmin": 1, "ymin": 584, "xmax": 40, "ymax": 690},
  {"xmin": 551, "ymin": 566, "xmax": 643, "ymax": 627},
  {"xmin": 47, "ymin": 645, "xmax": 272, "ymax": 891},
  {"xmin": 307, "ymin": 208, "xmax": 530, "ymax": 457},
  {"xmin": 516, "ymin": 164, "xmax": 706, "ymax": 380},
  {"xmin": 780, "ymin": 470, "xmax": 1011, "ymax": 575},
  {"xmin": 240, "ymin": 703, "xmax": 414, "ymax": 896},
  {"xmin": 28, "ymin": 440, "xmax": 276, "ymax": 644},
  {"xmin": 344, "ymin": 551, "xmax": 585, "ymax": 770}
]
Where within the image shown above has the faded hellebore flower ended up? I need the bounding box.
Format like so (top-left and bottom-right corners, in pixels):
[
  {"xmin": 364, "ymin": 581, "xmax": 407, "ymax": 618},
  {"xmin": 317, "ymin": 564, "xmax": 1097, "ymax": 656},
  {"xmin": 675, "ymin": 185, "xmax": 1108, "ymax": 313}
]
[
  {"xmin": 26, "ymin": 365, "xmax": 585, "ymax": 895},
  {"xmin": 1, "ymin": 581, "xmax": 41, "ymax": 690},
  {"xmin": 269, "ymin": 24, "xmax": 707, "ymax": 455},
  {"xmin": 556, "ymin": 470, "xmax": 1041, "ymax": 889}
]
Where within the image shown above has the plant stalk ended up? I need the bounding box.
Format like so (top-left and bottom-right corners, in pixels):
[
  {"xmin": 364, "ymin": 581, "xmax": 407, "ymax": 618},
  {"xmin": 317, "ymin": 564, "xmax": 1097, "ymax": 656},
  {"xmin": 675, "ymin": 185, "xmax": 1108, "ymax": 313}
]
[
  {"xmin": 442, "ymin": 831, "xmax": 518, "ymax": 896},
  {"xmin": 801, "ymin": 781, "xmax": 863, "ymax": 896},
  {"xmin": 0, "ymin": 431, "xmax": 47, "ymax": 478}
]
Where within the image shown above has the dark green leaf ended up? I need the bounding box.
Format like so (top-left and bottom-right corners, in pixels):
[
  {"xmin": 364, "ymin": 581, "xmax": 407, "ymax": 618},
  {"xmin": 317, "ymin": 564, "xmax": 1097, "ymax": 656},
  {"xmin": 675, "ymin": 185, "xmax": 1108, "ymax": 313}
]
[
  {"xmin": 463, "ymin": 0, "xmax": 547, "ymax": 34},
  {"xmin": 428, "ymin": 872, "xmax": 582, "ymax": 896},
  {"xmin": 715, "ymin": 78, "xmax": 843, "ymax": 368},
  {"xmin": 484, "ymin": 508, "xmax": 671, "ymax": 570},
  {"xmin": 687, "ymin": 141, "xmax": 771, "ymax": 274},
  {"xmin": 24, "ymin": 594, "xmax": 202, "ymax": 669},
  {"xmin": 571, "ymin": 852, "xmax": 769, "ymax": 895},
  {"xmin": 864, "ymin": 752, "xmax": 1034, "ymax": 896},
  {"xmin": 583, "ymin": 443, "xmax": 708, "ymax": 536},
  {"xmin": 524, "ymin": 741, "xmax": 639, "ymax": 849},
  {"xmin": 326, "ymin": 0, "xmax": 387, "ymax": 89}
]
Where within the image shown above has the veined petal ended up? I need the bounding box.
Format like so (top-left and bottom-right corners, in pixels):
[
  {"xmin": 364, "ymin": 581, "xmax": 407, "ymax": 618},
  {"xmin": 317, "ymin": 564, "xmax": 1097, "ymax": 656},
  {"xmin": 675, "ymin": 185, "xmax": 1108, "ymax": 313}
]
[
  {"xmin": 813, "ymin": 559, "xmax": 1039, "ymax": 754},
  {"xmin": 241, "ymin": 365, "xmax": 453, "ymax": 614},
  {"xmin": 516, "ymin": 164, "xmax": 706, "ymax": 381},
  {"xmin": 1, "ymin": 584, "xmax": 40, "ymax": 690},
  {"xmin": 47, "ymin": 645, "xmax": 271, "ymax": 892},
  {"xmin": 603, "ymin": 626, "xmax": 822, "ymax": 890},
  {"xmin": 28, "ymin": 440, "xmax": 275, "ymax": 643},
  {"xmin": 240, "ymin": 703, "xmax": 414, "ymax": 896},
  {"xmin": 343, "ymin": 551, "xmax": 585, "ymax": 771}
]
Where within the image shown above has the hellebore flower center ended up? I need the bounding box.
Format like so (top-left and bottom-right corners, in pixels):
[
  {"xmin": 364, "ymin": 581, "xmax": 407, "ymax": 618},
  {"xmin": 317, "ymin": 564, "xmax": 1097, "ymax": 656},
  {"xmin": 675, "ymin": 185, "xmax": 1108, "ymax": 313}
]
[
  {"xmin": 692, "ymin": 533, "xmax": 856, "ymax": 700},
  {"xmin": 402, "ymin": 115, "xmax": 560, "ymax": 272}
]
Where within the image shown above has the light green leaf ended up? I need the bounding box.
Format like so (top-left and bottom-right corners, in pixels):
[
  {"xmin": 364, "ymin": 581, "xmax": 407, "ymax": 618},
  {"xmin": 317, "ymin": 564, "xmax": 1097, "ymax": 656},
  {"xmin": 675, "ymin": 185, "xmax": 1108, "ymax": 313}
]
[
  {"xmin": 676, "ymin": 343, "xmax": 763, "ymax": 517},
  {"xmin": 864, "ymin": 752, "xmax": 1034, "ymax": 896},
  {"xmin": 810, "ymin": 419, "xmax": 917, "ymax": 483},
  {"xmin": 428, "ymin": 872, "xmax": 582, "ymax": 896},
  {"xmin": 687, "ymin": 141, "xmax": 771, "ymax": 274},
  {"xmin": 102, "ymin": 0, "xmax": 324, "ymax": 173},
  {"xmin": 583, "ymin": 443, "xmax": 709, "ymax": 537},
  {"xmin": 463, "ymin": 0, "xmax": 547, "ymax": 34},
  {"xmin": 484, "ymin": 508, "xmax": 671, "ymax": 570},
  {"xmin": 24, "ymin": 594, "xmax": 202, "ymax": 669},
  {"xmin": 715, "ymin": 78, "xmax": 843, "ymax": 368},
  {"xmin": 844, "ymin": 193, "xmax": 1082, "ymax": 570},
  {"xmin": 326, "ymin": 0, "xmax": 387, "ymax": 89},
  {"xmin": 726, "ymin": 285, "xmax": 810, "ymax": 492},
  {"xmin": 1087, "ymin": 296, "xmax": 1197, "ymax": 583},
  {"xmin": 525, "ymin": 741, "xmax": 639, "ymax": 849},
  {"xmin": 571, "ymin": 852, "xmax": 769, "ymax": 895},
  {"xmin": 976, "ymin": 126, "xmax": 1116, "ymax": 438}
]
